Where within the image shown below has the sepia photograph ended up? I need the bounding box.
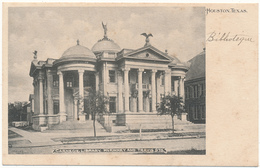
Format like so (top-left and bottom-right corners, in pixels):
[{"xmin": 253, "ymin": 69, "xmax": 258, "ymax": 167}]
[
  {"xmin": 7, "ymin": 6, "xmax": 206, "ymax": 155},
  {"xmin": 3, "ymin": 2, "xmax": 258, "ymax": 167}
]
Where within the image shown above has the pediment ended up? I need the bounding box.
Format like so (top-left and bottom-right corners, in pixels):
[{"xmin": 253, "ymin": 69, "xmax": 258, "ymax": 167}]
[{"xmin": 124, "ymin": 46, "xmax": 173, "ymax": 62}]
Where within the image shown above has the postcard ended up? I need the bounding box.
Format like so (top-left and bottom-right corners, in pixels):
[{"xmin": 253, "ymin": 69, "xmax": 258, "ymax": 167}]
[{"xmin": 2, "ymin": 2, "xmax": 258, "ymax": 166}]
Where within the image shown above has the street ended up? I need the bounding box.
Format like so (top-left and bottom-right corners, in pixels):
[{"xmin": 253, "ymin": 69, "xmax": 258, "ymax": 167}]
[{"xmin": 9, "ymin": 137, "xmax": 205, "ymax": 154}]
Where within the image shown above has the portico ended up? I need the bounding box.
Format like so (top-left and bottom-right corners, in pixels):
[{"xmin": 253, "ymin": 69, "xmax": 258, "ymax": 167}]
[{"xmin": 120, "ymin": 67, "xmax": 171, "ymax": 114}]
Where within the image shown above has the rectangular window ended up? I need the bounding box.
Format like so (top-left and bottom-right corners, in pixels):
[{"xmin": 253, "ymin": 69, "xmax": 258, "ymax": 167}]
[
  {"xmin": 171, "ymin": 77, "xmax": 174, "ymax": 91},
  {"xmin": 66, "ymin": 81, "xmax": 73, "ymax": 88},
  {"xmin": 109, "ymin": 97, "xmax": 116, "ymax": 113},
  {"xmin": 197, "ymin": 85, "xmax": 200, "ymax": 98},
  {"xmin": 194, "ymin": 85, "xmax": 198, "ymax": 98},
  {"xmin": 194, "ymin": 105, "xmax": 198, "ymax": 119},
  {"xmin": 99, "ymin": 71, "xmax": 102, "ymax": 84},
  {"xmin": 201, "ymin": 105, "xmax": 206, "ymax": 119},
  {"xmin": 53, "ymin": 75, "xmax": 59, "ymax": 87},
  {"xmin": 161, "ymin": 75, "xmax": 165, "ymax": 86},
  {"xmin": 66, "ymin": 75, "xmax": 74, "ymax": 88},
  {"xmin": 201, "ymin": 83, "xmax": 204, "ymax": 96},
  {"xmin": 109, "ymin": 70, "xmax": 116, "ymax": 83},
  {"xmin": 189, "ymin": 86, "xmax": 193, "ymax": 98},
  {"xmin": 185, "ymin": 87, "xmax": 188, "ymax": 99},
  {"xmin": 53, "ymin": 101, "xmax": 59, "ymax": 114}
]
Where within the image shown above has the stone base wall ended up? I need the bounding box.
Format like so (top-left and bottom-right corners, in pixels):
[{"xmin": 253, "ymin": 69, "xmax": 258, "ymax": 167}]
[{"xmin": 32, "ymin": 114, "xmax": 59, "ymax": 131}]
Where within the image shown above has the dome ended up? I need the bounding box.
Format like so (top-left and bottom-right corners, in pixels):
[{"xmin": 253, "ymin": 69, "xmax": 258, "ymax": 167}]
[
  {"xmin": 54, "ymin": 42, "xmax": 97, "ymax": 66},
  {"xmin": 61, "ymin": 44, "xmax": 96, "ymax": 59},
  {"xmin": 92, "ymin": 38, "xmax": 121, "ymax": 53}
]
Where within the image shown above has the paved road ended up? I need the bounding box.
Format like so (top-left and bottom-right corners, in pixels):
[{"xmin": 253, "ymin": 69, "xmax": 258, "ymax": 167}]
[{"xmin": 9, "ymin": 137, "xmax": 205, "ymax": 154}]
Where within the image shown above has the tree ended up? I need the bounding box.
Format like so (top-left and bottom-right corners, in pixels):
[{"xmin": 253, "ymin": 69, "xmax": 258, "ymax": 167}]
[
  {"xmin": 8, "ymin": 101, "xmax": 29, "ymax": 123},
  {"xmin": 156, "ymin": 94, "xmax": 184, "ymax": 133},
  {"xmin": 86, "ymin": 88, "xmax": 109, "ymax": 137}
]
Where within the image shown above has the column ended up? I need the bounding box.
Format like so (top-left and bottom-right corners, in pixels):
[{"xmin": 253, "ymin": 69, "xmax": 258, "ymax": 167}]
[
  {"xmin": 38, "ymin": 76, "xmax": 44, "ymax": 115},
  {"xmin": 164, "ymin": 70, "xmax": 170, "ymax": 95},
  {"xmin": 179, "ymin": 77, "xmax": 185, "ymax": 99},
  {"xmin": 58, "ymin": 71, "xmax": 65, "ymax": 114},
  {"xmin": 174, "ymin": 79, "xmax": 179, "ymax": 96},
  {"xmin": 103, "ymin": 62, "xmax": 108, "ymax": 94},
  {"xmin": 33, "ymin": 79, "xmax": 37, "ymax": 114},
  {"xmin": 95, "ymin": 72, "xmax": 99, "ymax": 92},
  {"xmin": 78, "ymin": 70, "xmax": 84, "ymax": 117},
  {"xmin": 123, "ymin": 68, "xmax": 130, "ymax": 112},
  {"xmin": 178, "ymin": 77, "xmax": 181, "ymax": 97},
  {"xmin": 47, "ymin": 72, "xmax": 53, "ymax": 115},
  {"xmin": 156, "ymin": 72, "xmax": 160, "ymax": 105},
  {"xmin": 138, "ymin": 68, "xmax": 144, "ymax": 112},
  {"xmin": 58, "ymin": 71, "xmax": 66, "ymax": 122},
  {"xmin": 151, "ymin": 69, "xmax": 157, "ymax": 112},
  {"xmin": 169, "ymin": 72, "xmax": 172, "ymax": 95},
  {"xmin": 74, "ymin": 99, "xmax": 78, "ymax": 120},
  {"xmin": 117, "ymin": 70, "xmax": 123, "ymax": 113}
]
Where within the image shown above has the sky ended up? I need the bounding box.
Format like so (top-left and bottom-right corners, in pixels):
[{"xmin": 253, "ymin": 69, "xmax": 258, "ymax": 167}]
[{"xmin": 8, "ymin": 6, "xmax": 205, "ymax": 102}]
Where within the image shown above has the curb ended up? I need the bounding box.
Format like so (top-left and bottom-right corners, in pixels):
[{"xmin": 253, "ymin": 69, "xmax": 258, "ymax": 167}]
[{"xmin": 9, "ymin": 135, "xmax": 205, "ymax": 148}]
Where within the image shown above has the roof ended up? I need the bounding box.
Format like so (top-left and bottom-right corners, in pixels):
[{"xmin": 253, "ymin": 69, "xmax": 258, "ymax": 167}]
[
  {"xmin": 61, "ymin": 44, "xmax": 96, "ymax": 59},
  {"xmin": 53, "ymin": 43, "xmax": 97, "ymax": 66},
  {"xmin": 185, "ymin": 50, "xmax": 205, "ymax": 81},
  {"xmin": 92, "ymin": 38, "xmax": 121, "ymax": 54}
]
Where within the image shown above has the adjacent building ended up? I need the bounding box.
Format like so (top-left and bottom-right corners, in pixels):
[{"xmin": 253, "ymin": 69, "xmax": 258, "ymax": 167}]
[
  {"xmin": 29, "ymin": 24, "xmax": 189, "ymax": 130},
  {"xmin": 185, "ymin": 49, "xmax": 206, "ymax": 123}
]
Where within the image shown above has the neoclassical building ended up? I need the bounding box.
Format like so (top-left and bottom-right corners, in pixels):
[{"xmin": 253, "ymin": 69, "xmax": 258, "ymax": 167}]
[{"xmin": 29, "ymin": 24, "xmax": 189, "ymax": 131}]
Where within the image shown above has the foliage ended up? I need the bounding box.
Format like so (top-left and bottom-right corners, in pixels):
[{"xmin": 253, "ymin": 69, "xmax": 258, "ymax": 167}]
[
  {"xmin": 157, "ymin": 94, "xmax": 184, "ymax": 117},
  {"xmin": 156, "ymin": 94, "xmax": 184, "ymax": 133},
  {"xmin": 86, "ymin": 88, "xmax": 109, "ymax": 137},
  {"xmin": 8, "ymin": 101, "xmax": 29, "ymax": 123}
]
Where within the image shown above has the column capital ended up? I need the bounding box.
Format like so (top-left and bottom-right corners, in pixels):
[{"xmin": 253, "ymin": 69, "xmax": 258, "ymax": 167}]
[
  {"xmin": 117, "ymin": 70, "xmax": 122, "ymax": 75},
  {"xmin": 57, "ymin": 71, "xmax": 63, "ymax": 76},
  {"xmin": 165, "ymin": 69, "xmax": 171, "ymax": 74},
  {"xmin": 151, "ymin": 69, "xmax": 157, "ymax": 73},
  {"xmin": 78, "ymin": 69, "xmax": 85, "ymax": 74},
  {"xmin": 138, "ymin": 68, "xmax": 144, "ymax": 72},
  {"xmin": 122, "ymin": 67, "xmax": 130, "ymax": 71}
]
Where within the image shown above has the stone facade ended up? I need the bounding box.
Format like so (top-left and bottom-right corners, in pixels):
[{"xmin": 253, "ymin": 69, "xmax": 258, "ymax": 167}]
[{"xmin": 29, "ymin": 27, "xmax": 189, "ymax": 131}]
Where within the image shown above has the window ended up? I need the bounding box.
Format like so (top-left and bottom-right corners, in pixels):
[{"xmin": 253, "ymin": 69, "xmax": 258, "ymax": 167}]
[
  {"xmin": 53, "ymin": 75, "xmax": 59, "ymax": 87},
  {"xmin": 185, "ymin": 87, "xmax": 188, "ymax": 99},
  {"xmin": 201, "ymin": 105, "xmax": 205, "ymax": 119},
  {"xmin": 197, "ymin": 85, "xmax": 200, "ymax": 98},
  {"xmin": 109, "ymin": 97, "xmax": 116, "ymax": 113},
  {"xmin": 194, "ymin": 85, "xmax": 198, "ymax": 98},
  {"xmin": 161, "ymin": 75, "xmax": 165, "ymax": 86},
  {"xmin": 53, "ymin": 101, "xmax": 59, "ymax": 114},
  {"xmin": 194, "ymin": 105, "xmax": 198, "ymax": 119},
  {"xmin": 65, "ymin": 75, "xmax": 73, "ymax": 88},
  {"xmin": 189, "ymin": 86, "xmax": 193, "ymax": 98},
  {"xmin": 66, "ymin": 81, "xmax": 73, "ymax": 87},
  {"xmin": 109, "ymin": 70, "xmax": 116, "ymax": 83},
  {"xmin": 201, "ymin": 83, "xmax": 204, "ymax": 96}
]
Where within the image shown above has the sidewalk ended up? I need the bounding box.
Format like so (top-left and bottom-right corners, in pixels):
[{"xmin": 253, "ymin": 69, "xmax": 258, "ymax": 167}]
[{"xmin": 8, "ymin": 124, "xmax": 205, "ymax": 148}]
